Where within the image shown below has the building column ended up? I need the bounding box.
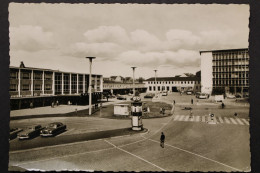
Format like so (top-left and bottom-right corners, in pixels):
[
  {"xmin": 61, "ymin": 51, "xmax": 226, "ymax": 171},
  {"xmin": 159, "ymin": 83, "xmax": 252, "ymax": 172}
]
[
  {"xmin": 31, "ymin": 70, "xmax": 34, "ymax": 96},
  {"xmin": 100, "ymin": 76, "xmax": 103, "ymax": 93},
  {"xmin": 69, "ymin": 73, "xmax": 72, "ymax": 95},
  {"xmin": 18, "ymin": 69, "xmax": 21, "ymax": 97},
  {"xmin": 61, "ymin": 73, "xmax": 64, "ymax": 95},
  {"xmin": 42, "ymin": 71, "xmax": 45, "ymax": 95},
  {"xmin": 52, "ymin": 72, "xmax": 55, "ymax": 95},
  {"xmin": 76, "ymin": 74, "xmax": 79, "ymax": 94},
  {"xmin": 83, "ymin": 74, "xmax": 85, "ymax": 94}
]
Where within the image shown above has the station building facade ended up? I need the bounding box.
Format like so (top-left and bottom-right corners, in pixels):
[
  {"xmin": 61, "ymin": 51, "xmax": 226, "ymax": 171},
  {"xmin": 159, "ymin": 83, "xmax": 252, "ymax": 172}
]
[
  {"xmin": 200, "ymin": 48, "xmax": 249, "ymax": 95},
  {"xmin": 9, "ymin": 66, "xmax": 103, "ymax": 110},
  {"xmin": 144, "ymin": 77, "xmax": 201, "ymax": 93}
]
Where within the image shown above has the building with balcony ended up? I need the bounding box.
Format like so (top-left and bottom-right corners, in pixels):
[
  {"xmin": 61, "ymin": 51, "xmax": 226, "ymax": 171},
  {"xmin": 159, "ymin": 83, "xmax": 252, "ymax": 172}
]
[
  {"xmin": 200, "ymin": 48, "xmax": 249, "ymax": 95},
  {"xmin": 9, "ymin": 65, "xmax": 103, "ymax": 110}
]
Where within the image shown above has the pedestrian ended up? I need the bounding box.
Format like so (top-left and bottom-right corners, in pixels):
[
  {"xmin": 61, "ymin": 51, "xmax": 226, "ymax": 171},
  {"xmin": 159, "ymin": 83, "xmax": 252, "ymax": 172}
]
[
  {"xmin": 173, "ymin": 100, "xmax": 175, "ymax": 105},
  {"xmin": 221, "ymin": 102, "xmax": 225, "ymax": 109},
  {"xmin": 56, "ymin": 100, "xmax": 59, "ymax": 106},
  {"xmin": 30, "ymin": 102, "xmax": 33, "ymax": 109},
  {"xmin": 234, "ymin": 112, "xmax": 237, "ymax": 117},
  {"xmin": 160, "ymin": 132, "xmax": 165, "ymax": 148},
  {"xmin": 51, "ymin": 101, "xmax": 54, "ymax": 108},
  {"xmin": 160, "ymin": 107, "xmax": 162, "ymax": 114},
  {"xmin": 106, "ymin": 95, "xmax": 109, "ymax": 102},
  {"xmin": 191, "ymin": 98, "xmax": 193, "ymax": 104},
  {"xmin": 162, "ymin": 107, "xmax": 165, "ymax": 115}
]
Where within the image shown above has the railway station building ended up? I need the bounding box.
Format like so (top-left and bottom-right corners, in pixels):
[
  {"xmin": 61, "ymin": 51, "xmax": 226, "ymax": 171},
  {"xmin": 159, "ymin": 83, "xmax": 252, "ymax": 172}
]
[
  {"xmin": 9, "ymin": 64, "xmax": 103, "ymax": 110},
  {"xmin": 144, "ymin": 76, "xmax": 201, "ymax": 93},
  {"xmin": 200, "ymin": 48, "xmax": 249, "ymax": 95}
]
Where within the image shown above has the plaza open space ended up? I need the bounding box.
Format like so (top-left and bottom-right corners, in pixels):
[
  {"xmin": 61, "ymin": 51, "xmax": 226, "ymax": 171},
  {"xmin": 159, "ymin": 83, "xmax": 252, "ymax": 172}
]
[{"xmin": 9, "ymin": 92, "xmax": 250, "ymax": 171}]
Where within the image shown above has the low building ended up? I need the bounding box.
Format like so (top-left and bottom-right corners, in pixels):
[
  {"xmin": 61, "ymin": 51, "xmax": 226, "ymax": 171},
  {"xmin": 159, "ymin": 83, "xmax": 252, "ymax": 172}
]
[
  {"xmin": 144, "ymin": 76, "xmax": 201, "ymax": 93},
  {"xmin": 9, "ymin": 64, "xmax": 103, "ymax": 110},
  {"xmin": 200, "ymin": 48, "xmax": 249, "ymax": 95}
]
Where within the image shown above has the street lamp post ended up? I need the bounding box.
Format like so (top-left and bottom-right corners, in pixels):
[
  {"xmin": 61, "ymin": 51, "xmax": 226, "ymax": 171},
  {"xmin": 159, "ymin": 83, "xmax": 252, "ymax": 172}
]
[
  {"xmin": 154, "ymin": 70, "xmax": 157, "ymax": 95},
  {"xmin": 131, "ymin": 67, "xmax": 136, "ymax": 96},
  {"xmin": 86, "ymin": 57, "xmax": 96, "ymax": 115}
]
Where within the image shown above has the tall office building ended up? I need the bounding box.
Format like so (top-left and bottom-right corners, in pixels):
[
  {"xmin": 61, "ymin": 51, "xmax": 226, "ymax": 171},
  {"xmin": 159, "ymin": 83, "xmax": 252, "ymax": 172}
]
[{"xmin": 200, "ymin": 48, "xmax": 249, "ymax": 95}]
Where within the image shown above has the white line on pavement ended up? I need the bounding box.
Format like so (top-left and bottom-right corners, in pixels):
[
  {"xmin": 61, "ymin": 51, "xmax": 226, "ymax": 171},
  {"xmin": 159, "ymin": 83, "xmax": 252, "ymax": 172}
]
[
  {"xmin": 218, "ymin": 117, "xmax": 224, "ymax": 123},
  {"xmin": 235, "ymin": 118, "xmax": 244, "ymax": 125},
  {"xmin": 104, "ymin": 140, "xmax": 166, "ymax": 171},
  {"xmin": 241, "ymin": 119, "xmax": 249, "ymax": 125},
  {"xmin": 15, "ymin": 145, "xmax": 115, "ymax": 166},
  {"xmin": 173, "ymin": 115, "xmax": 180, "ymax": 121},
  {"xmin": 145, "ymin": 138, "xmax": 242, "ymax": 172},
  {"xmin": 178, "ymin": 115, "xmax": 185, "ymax": 121},
  {"xmin": 184, "ymin": 116, "xmax": 190, "ymax": 121},
  {"xmin": 229, "ymin": 118, "xmax": 238, "ymax": 125},
  {"xmin": 195, "ymin": 116, "xmax": 200, "ymax": 122},
  {"xmin": 202, "ymin": 116, "xmax": 205, "ymax": 122},
  {"xmin": 224, "ymin": 117, "xmax": 230, "ymax": 124}
]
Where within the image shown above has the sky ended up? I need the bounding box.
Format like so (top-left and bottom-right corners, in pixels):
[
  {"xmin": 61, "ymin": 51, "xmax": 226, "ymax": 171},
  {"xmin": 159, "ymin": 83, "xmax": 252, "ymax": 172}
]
[{"xmin": 9, "ymin": 3, "xmax": 249, "ymax": 79}]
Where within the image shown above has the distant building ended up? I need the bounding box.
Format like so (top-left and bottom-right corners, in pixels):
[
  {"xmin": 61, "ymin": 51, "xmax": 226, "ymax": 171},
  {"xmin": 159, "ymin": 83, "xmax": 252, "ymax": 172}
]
[
  {"xmin": 9, "ymin": 63, "xmax": 103, "ymax": 110},
  {"xmin": 144, "ymin": 76, "xmax": 201, "ymax": 93},
  {"xmin": 200, "ymin": 48, "xmax": 249, "ymax": 95},
  {"xmin": 110, "ymin": 76, "xmax": 124, "ymax": 82}
]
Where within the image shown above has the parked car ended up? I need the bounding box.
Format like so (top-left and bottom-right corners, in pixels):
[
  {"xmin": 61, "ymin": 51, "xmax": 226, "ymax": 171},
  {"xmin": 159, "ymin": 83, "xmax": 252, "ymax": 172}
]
[
  {"xmin": 186, "ymin": 91, "xmax": 193, "ymax": 95},
  {"xmin": 199, "ymin": 93, "xmax": 208, "ymax": 99},
  {"xmin": 227, "ymin": 95, "xmax": 236, "ymax": 99},
  {"xmin": 18, "ymin": 125, "xmax": 43, "ymax": 140},
  {"xmin": 162, "ymin": 91, "xmax": 168, "ymax": 96},
  {"xmin": 235, "ymin": 94, "xmax": 242, "ymax": 98},
  {"xmin": 40, "ymin": 122, "xmax": 66, "ymax": 137},
  {"xmin": 195, "ymin": 92, "xmax": 201, "ymax": 98},
  {"xmin": 144, "ymin": 93, "xmax": 155, "ymax": 98},
  {"xmin": 117, "ymin": 95, "xmax": 127, "ymax": 100},
  {"xmin": 10, "ymin": 128, "xmax": 23, "ymax": 140}
]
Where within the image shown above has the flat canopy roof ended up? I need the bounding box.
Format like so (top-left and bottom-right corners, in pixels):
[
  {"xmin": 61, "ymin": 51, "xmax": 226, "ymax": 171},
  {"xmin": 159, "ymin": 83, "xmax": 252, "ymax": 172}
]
[
  {"xmin": 199, "ymin": 48, "xmax": 248, "ymax": 55},
  {"xmin": 145, "ymin": 77, "xmax": 200, "ymax": 82}
]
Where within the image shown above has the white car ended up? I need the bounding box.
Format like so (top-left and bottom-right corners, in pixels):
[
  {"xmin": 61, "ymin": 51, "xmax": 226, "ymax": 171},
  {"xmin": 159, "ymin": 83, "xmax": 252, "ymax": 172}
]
[
  {"xmin": 162, "ymin": 91, "xmax": 168, "ymax": 96},
  {"xmin": 199, "ymin": 93, "xmax": 208, "ymax": 99}
]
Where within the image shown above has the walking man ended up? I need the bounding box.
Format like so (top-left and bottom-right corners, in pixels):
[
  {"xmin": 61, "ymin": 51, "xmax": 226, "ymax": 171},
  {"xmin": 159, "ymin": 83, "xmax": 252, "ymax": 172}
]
[
  {"xmin": 191, "ymin": 98, "xmax": 193, "ymax": 104},
  {"xmin": 160, "ymin": 132, "xmax": 165, "ymax": 148}
]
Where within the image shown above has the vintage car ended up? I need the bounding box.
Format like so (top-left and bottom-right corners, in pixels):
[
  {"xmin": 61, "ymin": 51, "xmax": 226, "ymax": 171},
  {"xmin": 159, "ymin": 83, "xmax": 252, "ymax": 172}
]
[
  {"xmin": 40, "ymin": 122, "xmax": 66, "ymax": 137},
  {"xmin": 10, "ymin": 128, "xmax": 23, "ymax": 140},
  {"xmin": 144, "ymin": 93, "xmax": 155, "ymax": 98},
  {"xmin": 199, "ymin": 93, "xmax": 208, "ymax": 99},
  {"xmin": 186, "ymin": 91, "xmax": 193, "ymax": 95},
  {"xmin": 18, "ymin": 125, "xmax": 43, "ymax": 140},
  {"xmin": 117, "ymin": 95, "xmax": 127, "ymax": 100}
]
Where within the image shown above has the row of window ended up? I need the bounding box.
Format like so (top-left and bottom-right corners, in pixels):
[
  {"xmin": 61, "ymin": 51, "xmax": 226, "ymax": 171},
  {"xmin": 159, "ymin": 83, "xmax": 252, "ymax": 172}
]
[
  {"xmin": 213, "ymin": 73, "xmax": 249, "ymax": 78},
  {"xmin": 147, "ymin": 81, "xmax": 200, "ymax": 85},
  {"xmin": 212, "ymin": 51, "xmax": 249, "ymax": 60},
  {"xmin": 9, "ymin": 84, "xmax": 52, "ymax": 91},
  {"xmin": 213, "ymin": 80, "xmax": 249, "ymax": 86},
  {"xmin": 148, "ymin": 86, "xmax": 200, "ymax": 91}
]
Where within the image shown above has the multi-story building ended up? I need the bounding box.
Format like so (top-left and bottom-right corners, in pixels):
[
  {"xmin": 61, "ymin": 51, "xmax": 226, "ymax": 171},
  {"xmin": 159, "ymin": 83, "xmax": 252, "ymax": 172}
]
[
  {"xmin": 200, "ymin": 48, "xmax": 249, "ymax": 95},
  {"xmin": 9, "ymin": 65, "xmax": 103, "ymax": 110},
  {"xmin": 144, "ymin": 76, "xmax": 201, "ymax": 93}
]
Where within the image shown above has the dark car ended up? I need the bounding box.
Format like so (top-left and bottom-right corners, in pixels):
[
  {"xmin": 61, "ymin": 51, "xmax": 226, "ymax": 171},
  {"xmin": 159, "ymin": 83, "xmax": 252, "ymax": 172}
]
[
  {"xmin": 18, "ymin": 125, "xmax": 43, "ymax": 140},
  {"xmin": 117, "ymin": 96, "xmax": 127, "ymax": 100},
  {"xmin": 144, "ymin": 93, "xmax": 155, "ymax": 98},
  {"xmin": 10, "ymin": 128, "xmax": 23, "ymax": 140},
  {"xmin": 40, "ymin": 122, "xmax": 66, "ymax": 137}
]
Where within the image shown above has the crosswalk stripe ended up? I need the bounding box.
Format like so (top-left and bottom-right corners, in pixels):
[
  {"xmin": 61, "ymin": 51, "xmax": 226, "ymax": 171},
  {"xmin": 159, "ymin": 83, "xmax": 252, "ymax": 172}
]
[
  {"xmin": 224, "ymin": 117, "xmax": 231, "ymax": 124},
  {"xmin": 212, "ymin": 117, "xmax": 217, "ymax": 123},
  {"xmin": 218, "ymin": 117, "xmax": 224, "ymax": 123},
  {"xmin": 174, "ymin": 115, "xmax": 180, "ymax": 121},
  {"xmin": 202, "ymin": 116, "xmax": 205, "ymax": 122},
  {"xmin": 207, "ymin": 116, "xmax": 212, "ymax": 122},
  {"xmin": 241, "ymin": 118, "xmax": 249, "ymax": 125},
  {"xmin": 189, "ymin": 116, "xmax": 194, "ymax": 121},
  {"xmin": 195, "ymin": 116, "xmax": 200, "ymax": 122},
  {"xmin": 184, "ymin": 116, "xmax": 190, "ymax": 121},
  {"xmin": 178, "ymin": 115, "xmax": 185, "ymax": 121},
  {"xmin": 229, "ymin": 118, "xmax": 238, "ymax": 125},
  {"xmin": 235, "ymin": 118, "xmax": 244, "ymax": 125}
]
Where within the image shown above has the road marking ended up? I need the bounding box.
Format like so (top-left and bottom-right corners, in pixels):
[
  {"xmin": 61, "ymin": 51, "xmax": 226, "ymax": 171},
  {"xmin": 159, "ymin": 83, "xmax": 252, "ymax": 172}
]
[
  {"xmin": 218, "ymin": 117, "xmax": 224, "ymax": 123},
  {"xmin": 145, "ymin": 138, "xmax": 242, "ymax": 172},
  {"xmin": 184, "ymin": 116, "xmax": 190, "ymax": 121},
  {"xmin": 229, "ymin": 118, "xmax": 238, "ymax": 125},
  {"xmin": 241, "ymin": 119, "xmax": 249, "ymax": 125},
  {"xmin": 224, "ymin": 117, "xmax": 230, "ymax": 124},
  {"xmin": 15, "ymin": 145, "xmax": 115, "ymax": 166},
  {"xmin": 202, "ymin": 116, "xmax": 205, "ymax": 122},
  {"xmin": 173, "ymin": 115, "xmax": 180, "ymax": 121},
  {"xmin": 235, "ymin": 118, "xmax": 244, "ymax": 125},
  {"xmin": 104, "ymin": 140, "xmax": 166, "ymax": 171},
  {"xmin": 195, "ymin": 116, "xmax": 200, "ymax": 122},
  {"xmin": 178, "ymin": 115, "xmax": 185, "ymax": 121},
  {"xmin": 189, "ymin": 116, "xmax": 194, "ymax": 121}
]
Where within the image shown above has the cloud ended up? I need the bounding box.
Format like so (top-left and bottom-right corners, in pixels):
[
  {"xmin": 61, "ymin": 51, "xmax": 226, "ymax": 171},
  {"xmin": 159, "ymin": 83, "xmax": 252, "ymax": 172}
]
[
  {"xmin": 10, "ymin": 25, "xmax": 55, "ymax": 52},
  {"xmin": 83, "ymin": 25, "xmax": 130, "ymax": 44},
  {"xmin": 117, "ymin": 49, "xmax": 200, "ymax": 68},
  {"xmin": 64, "ymin": 42, "xmax": 124, "ymax": 59}
]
